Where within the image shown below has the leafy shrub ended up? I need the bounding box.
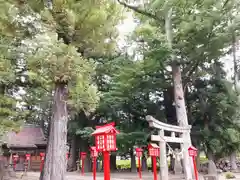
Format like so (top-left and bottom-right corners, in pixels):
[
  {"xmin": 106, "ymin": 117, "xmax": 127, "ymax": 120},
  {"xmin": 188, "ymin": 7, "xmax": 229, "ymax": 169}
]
[
  {"xmin": 116, "ymin": 159, "xmax": 157, "ymax": 169},
  {"xmin": 225, "ymin": 172, "xmax": 235, "ymax": 179}
]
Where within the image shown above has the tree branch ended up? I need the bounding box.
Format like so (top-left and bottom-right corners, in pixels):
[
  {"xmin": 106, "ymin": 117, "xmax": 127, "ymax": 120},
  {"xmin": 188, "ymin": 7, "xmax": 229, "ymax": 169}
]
[
  {"xmin": 223, "ymin": 0, "xmax": 230, "ymax": 8},
  {"xmin": 117, "ymin": 0, "xmax": 161, "ymax": 22}
]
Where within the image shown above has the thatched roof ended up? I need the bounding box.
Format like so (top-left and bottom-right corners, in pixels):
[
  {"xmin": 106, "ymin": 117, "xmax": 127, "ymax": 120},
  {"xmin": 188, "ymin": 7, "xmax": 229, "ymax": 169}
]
[{"xmin": 2, "ymin": 124, "xmax": 47, "ymax": 149}]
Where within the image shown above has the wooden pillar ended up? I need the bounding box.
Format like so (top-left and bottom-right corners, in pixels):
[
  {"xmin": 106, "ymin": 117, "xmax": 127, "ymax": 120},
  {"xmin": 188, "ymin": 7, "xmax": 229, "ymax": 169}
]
[{"xmin": 159, "ymin": 129, "xmax": 168, "ymax": 180}]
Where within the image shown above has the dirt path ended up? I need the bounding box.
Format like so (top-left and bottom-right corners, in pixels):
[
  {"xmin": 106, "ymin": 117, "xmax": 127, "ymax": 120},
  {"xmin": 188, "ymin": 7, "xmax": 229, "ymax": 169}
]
[{"xmin": 15, "ymin": 171, "xmax": 240, "ymax": 180}]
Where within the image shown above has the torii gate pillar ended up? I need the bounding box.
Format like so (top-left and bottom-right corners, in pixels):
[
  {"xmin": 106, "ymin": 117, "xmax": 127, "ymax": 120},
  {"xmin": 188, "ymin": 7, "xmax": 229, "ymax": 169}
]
[
  {"xmin": 146, "ymin": 115, "xmax": 193, "ymax": 180},
  {"xmin": 159, "ymin": 129, "xmax": 168, "ymax": 180}
]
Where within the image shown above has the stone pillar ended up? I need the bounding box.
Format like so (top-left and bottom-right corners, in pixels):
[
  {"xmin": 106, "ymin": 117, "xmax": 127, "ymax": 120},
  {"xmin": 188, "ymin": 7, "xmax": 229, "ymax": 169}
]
[
  {"xmin": 76, "ymin": 161, "xmax": 80, "ymax": 171},
  {"xmin": 28, "ymin": 157, "xmax": 31, "ymax": 170},
  {"xmin": 9, "ymin": 152, "xmax": 12, "ymax": 166},
  {"xmin": 182, "ymin": 131, "xmax": 193, "ymax": 180},
  {"xmin": 159, "ymin": 129, "xmax": 168, "ymax": 180}
]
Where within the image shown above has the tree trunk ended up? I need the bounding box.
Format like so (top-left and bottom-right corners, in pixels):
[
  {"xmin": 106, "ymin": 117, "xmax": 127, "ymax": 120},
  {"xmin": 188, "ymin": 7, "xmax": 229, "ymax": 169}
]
[
  {"xmin": 172, "ymin": 63, "xmax": 190, "ymax": 126},
  {"xmin": 172, "ymin": 63, "xmax": 193, "ymax": 179},
  {"xmin": 110, "ymin": 154, "xmax": 117, "ymax": 172},
  {"xmin": 80, "ymin": 138, "xmax": 91, "ymax": 172},
  {"xmin": 207, "ymin": 151, "xmax": 215, "ymax": 161},
  {"xmin": 41, "ymin": 113, "xmax": 54, "ymax": 180},
  {"xmin": 196, "ymin": 151, "xmax": 200, "ymax": 170},
  {"xmin": 130, "ymin": 149, "xmax": 136, "ymax": 172},
  {"xmin": 231, "ymin": 31, "xmax": 238, "ymax": 172},
  {"xmin": 230, "ymin": 151, "xmax": 238, "ymax": 171},
  {"xmin": 67, "ymin": 135, "xmax": 77, "ymax": 171},
  {"xmin": 40, "ymin": 118, "xmax": 45, "ymax": 131},
  {"xmin": 151, "ymin": 157, "xmax": 154, "ymax": 172},
  {"xmin": 163, "ymin": 87, "xmax": 177, "ymax": 125},
  {"xmin": 42, "ymin": 83, "xmax": 68, "ymax": 180},
  {"xmin": 84, "ymin": 154, "xmax": 92, "ymax": 172},
  {"xmin": 232, "ymin": 31, "xmax": 238, "ymax": 90}
]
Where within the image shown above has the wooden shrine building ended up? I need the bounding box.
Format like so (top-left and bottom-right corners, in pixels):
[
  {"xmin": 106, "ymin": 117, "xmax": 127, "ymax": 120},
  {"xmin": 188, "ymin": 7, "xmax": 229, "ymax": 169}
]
[{"xmin": 1, "ymin": 124, "xmax": 47, "ymax": 171}]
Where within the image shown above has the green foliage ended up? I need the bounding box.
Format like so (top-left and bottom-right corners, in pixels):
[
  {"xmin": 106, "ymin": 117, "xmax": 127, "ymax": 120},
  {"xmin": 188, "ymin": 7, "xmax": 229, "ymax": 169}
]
[
  {"xmin": 27, "ymin": 35, "xmax": 95, "ymax": 85},
  {"xmin": 28, "ymin": 0, "xmax": 123, "ymax": 57},
  {"xmin": 188, "ymin": 69, "xmax": 240, "ymax": 157},
  {"xmin": 0, "ymin": 14, "xmax": 24, "ymax": 138},
  {"xmin": 225, "ymin": 172, "xmax": 236, "ymax": 179},
  {"xmin": 116, "ymin": 159, "xmax": 153, "ymax": 169},
  {"xmin": 1, "ymin": 0, "xmax": 240, "ymax": 164},
  {"xmin": 75, "ymin": 127, "xmax": 94, "ymax": 139},
  {"xmin": 69, "ymin": 76, "xmax": 100, "ymax": 114},
  {"xmin": 116, "ymin": 0, "xmax": 240, "ymax": 159}
]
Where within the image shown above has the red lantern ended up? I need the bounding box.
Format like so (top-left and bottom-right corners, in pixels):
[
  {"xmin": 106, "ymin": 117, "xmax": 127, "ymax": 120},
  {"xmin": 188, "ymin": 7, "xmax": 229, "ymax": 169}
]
[
  {"xmin": 40, "ymin": 153, "xmax": 45, "ymax": 161},
  {"xmin": 188, "ymin": 146, "xmax": 198, "ymax": 180},
  {"xmin": 188, "ymin": 146, "xmax": 197, "ymax": 157},
  {"xmin": 13, "ymin": 154, "xmax": 19, "ymax": 161},
  {"xmin": 66, "ymin": 152, "xmax": 69, "ymax": 160},
  {"xmin": 80, "ymin": 152, "xmax": 87, "ymax": 160},
  {"xmin": 92, "ymin": 122, "xmax": 120, "ymax": 180},
  {"xmin": 148, "ymin": 144, "xmax": 160, "ymax": 180},
  {"xmin": 13, "ymin": 154, "xmax": 19, "ymax": 170},
  {"xmin": 90, "ymin": 146, "xmax": 98, "ymax": 158},
  {"xmin": 39, "ymin": 153, "xmax": 45, "ymax": 172},
  {"xmin": 135, "ymin": 148, "xmax": 143, "ymax": 157},
  {"xmin": 92, "ymin": 122, "xmax": 119, "ymax": 152},
  {"xmin": 148, "ymin": 143, "xmax": 160, "ymax": 157},
  {"xmin": 25, "ymin": 154, "xmax": 31, "ymax": 161}
]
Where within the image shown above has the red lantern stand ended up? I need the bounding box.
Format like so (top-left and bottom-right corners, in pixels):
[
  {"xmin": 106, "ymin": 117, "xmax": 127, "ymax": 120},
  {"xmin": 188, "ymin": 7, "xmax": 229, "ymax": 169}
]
[
  {"xmin": 92, "ymin": 122, "xmax": 119, "ymax": 180},
  {"xmin": 39, "ymin": 153, "xmax": 45, "ymax": 172},
  {"xmin": 135, "ymin": 148, "xmax": 143, "ymax": 180},
  {"xmin": 148, "ymin": 144, "xmax": 160, "ymax": 180},
  {"xmin": 25, "ymin": 154, "xmax": 31, "ymax": 172},
  {"xmin": 188, "ymin": 146, "xmax": 198, "ymax": 180},
  {"xmin": 13, "ymin": 154, "xmax": 19, "ymax": 171},
  {"xmin": 80, "ymin": 152, "xmax": 87, "ymax": 175},
  {"xmin": 90, "ymin": 146, "xmax": 98, "ymax": 180}
]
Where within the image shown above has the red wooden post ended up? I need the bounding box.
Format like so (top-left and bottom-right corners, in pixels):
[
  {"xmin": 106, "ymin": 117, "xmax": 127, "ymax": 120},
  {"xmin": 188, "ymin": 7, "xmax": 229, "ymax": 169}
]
[
  {"xmin": 82, "ymin": 158, "xmax": 84, "ymax": 175},
  {"xmin": 148, "ymin": 143, "xmax": 160, "ymax": 180},
  {"xmin": 138, "ymin": 156, "xmax": 142, "ymax": 179},
  {"xmin": 13, "ymin": 155, "xmax": 19, "ymax": 171},
  {"xmin": 103, "ymin": 151, "xmax": 110, "ymax": 180},
  {"xmin": 93, "ymin": 157, "xmax": 97, "ymax": 180},
  {"xmin": 91, "ymin": 122, "xmax": 119, "ymax": 180},
  {"xmin": 135, "ymin": 148, "xmax": 143, "ymax": 180},
  {"xmin": 80, "ymin": 152, "xmax": 87, "ymax": 175},
  {"xmin": 152, "ymin": 157, "xmax": 157, "ymax": 180},
  {"xmin": 192, "ymin": 158, "xmax": 198, "ymax": 180},
  {"xmin": 90, "ymin": 146, "xmax": 98, "ymax": 180},
  {"xmin": 188, "ymin": 146, "xmax": 198, "ymax": 180},
  {"xmin": 40, "ymin": 153, "xmax": 45, "ymax": 172}
]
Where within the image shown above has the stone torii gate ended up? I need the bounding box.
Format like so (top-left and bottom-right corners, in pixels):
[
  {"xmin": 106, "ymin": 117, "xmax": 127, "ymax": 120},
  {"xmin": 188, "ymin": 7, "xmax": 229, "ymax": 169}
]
[{"xmin": 146, "ymin": 115, "xmax": 193, "ymax": 180}]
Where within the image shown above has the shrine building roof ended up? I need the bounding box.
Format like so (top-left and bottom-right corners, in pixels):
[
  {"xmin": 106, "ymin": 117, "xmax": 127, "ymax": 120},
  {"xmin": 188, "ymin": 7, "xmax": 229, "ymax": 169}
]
[{"xmin": 2, "ymin": 124, "xmax": 47, "ymax": 149}]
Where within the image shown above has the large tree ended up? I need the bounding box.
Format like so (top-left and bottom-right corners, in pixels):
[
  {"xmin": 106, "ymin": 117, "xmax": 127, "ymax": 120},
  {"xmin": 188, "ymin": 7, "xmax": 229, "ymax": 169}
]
[{"xmin": 0, "ymin": 1, "xmax": 100, "ymax": 180}]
